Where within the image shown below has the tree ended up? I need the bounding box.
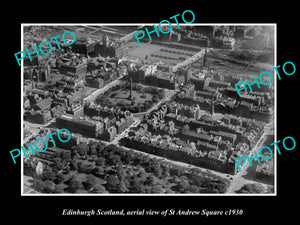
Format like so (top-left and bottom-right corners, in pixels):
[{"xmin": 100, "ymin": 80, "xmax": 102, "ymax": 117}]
[
  {"xmin": 69, "ymin": 161, "xmax": 78, "ymax": 171},
  {"xmin": 71, "ymin": 151, "xmax": 79, "ymax": 161},
  {"xmin": 96, "ymin": 142, "xmax": 105, "ymax": 155},
  {"xmin": 88, "ymin": 145, "xmax": 97, "ymax": 156},
  {"xmin": 108, "ymin": 155, "xmax": 122, "ymax": 166},
  {"xmin": 77, "ymin": 162, "xmax": 84, "ymax": 173},
  {"xmin": 188, "ymin": 185, "xmax": 200, "ymax": 193},
  {"xmin": 83, "ymin": 174, "xmax": 98, "ymax": 190},
  {"xmin": 54, "ymin": 173, "xmax": 65, "ymax": 184},
  {"xmin": 53, "ymin": 185, "xmax": 64, "ymax": 193},
  {"xmin": 130, "ymin": 178, "xmax": 146, "ymax": 193},
  {"xmin": 150, "ymin": 185, "xmax": 164, "ymax": 194},
  {"xmin": 152, "ymin": 94, "xmax": 160, "ymax": 103},
  {"xmin": 43, "ymin": 180, "xmax": 56, "ymax": 193},
  {"xmin": 93, "ymin": 166, "xmax": 104, "ymax": 177},
  {"xmin": 95, "ymin": 157, "xmax": 105, "ymax": 167},
  {"xmin": 33, "ymin": 179, "xmax": 46, "ymax": 192},
  {"xmin": 106, "ymin": 175, "xmax": 120, "ymax": 193},
  {"xmin": 116, "ymin": 165, "xmax": 126, "ymax": 179},
  {"xmin": 68, "ymin": 177, "xmax": 83, "ymax": 193},
  {"xmin": 169, "ymin": 167, "xmax": 184, "ymax": 177},
  {"xmin": 53, "ymin": 157, "xmax": 64, "ymax": 170},
  {"xmin": 76, "ymin": 143, "xmax": 89, "ymax": 157},
  {"xmin": 177, "ymin": 178, "xmax": 190, "ymax": 193},
  {"xmin": 211, "ymin": 180, "xmax": 228, "ymax": 193},
  {"xmin": 147, "ymin": 159, "xmax": 162, "ymax": 177},
  {"xmin": 120, "ymin": 178, "xmax": 131, "ymax": 190},
  {"xmin": 90, "ymin": 184, "xmax": 108, "ymax": 194},
  {"xmin": 89, "ymin": 155, "xmax": 98, "ymax": 162},
  {"xmin": 235, "ymin": 183, "xmax": 265, "ymax": 194},
  {"xmin": 132, "ymin": 154, "xmax": 143, "ymax": 166},
  {"xmin": 61, "ymin": 151, "xmax": 71, "ymax": 161},
  {"xmin": 42, "ymin": 170, "xmax": 56, "ymax": 181},
  {"xmin": 144, "ymin": 174, "xmax": 157, "ymax": 186},
  {"xmin": 81, "ymin": 163, "xmax": 95, "ymax": 174},
  {"xmin": 158, "ymin": 90, "xmax": 165, "ymax": 99},
  {"xmin": 121, "ymin": 152, "xmax": 133, "ymax": 164},
  {"xmin": 115, "ymin": 180, "xmax": 130, "ymax": 193}
]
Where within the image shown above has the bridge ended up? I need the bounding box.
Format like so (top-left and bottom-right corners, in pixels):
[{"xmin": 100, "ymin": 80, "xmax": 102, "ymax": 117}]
[{"xmin": 171, "ymin": 48, "xmax": 211, "ymax": 72}]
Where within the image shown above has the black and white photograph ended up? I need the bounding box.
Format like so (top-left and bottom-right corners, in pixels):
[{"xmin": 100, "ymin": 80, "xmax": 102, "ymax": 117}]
[
  {"xmin": 21, "ymin": 24, "xmax": 276, "ymax": 195},
  {"xmin": 3, "ymin": 4, "xmax": 298, "ymax": 225}
]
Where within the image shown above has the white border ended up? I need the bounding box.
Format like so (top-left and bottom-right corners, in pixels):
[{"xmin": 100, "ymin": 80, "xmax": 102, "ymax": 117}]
[{"xmin": 21, "ymin": 23, "xmax": 277, "ymax": 196}]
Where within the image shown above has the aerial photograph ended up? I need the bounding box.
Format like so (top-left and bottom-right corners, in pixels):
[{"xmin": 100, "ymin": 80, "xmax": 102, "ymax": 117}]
[{"xmin": 22, "ymin": 24, "xmax": 275, "ymax": 195}]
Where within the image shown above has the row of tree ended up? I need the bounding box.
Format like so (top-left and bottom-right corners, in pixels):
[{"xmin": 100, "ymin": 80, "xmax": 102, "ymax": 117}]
[{"xmin": 32, "ymin": 141, "xmax": 230, "ymax": 194}]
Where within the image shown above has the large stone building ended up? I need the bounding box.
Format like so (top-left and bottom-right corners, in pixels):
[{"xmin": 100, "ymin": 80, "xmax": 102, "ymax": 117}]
[{"xmin": 56, "ymin": 114, "xmax": 103, "ymax": 138}]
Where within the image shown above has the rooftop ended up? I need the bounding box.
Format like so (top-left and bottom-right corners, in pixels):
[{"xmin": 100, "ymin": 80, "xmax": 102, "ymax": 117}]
[{"xmin": 34, "ymin": 97, "xmax": 53, "ymax": 110}]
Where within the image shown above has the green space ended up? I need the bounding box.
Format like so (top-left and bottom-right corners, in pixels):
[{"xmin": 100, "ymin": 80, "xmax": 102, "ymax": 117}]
[
  {"xmin": 26, "ymin": 141, "xmax": 230, "ymax": 194},
  {"xmin": 235, "ymin": 183, "xmax": 273, "ymax": 194},
  {"xmin": 95, "ymin": 83, "xmax": 165, "ymax": 113}
]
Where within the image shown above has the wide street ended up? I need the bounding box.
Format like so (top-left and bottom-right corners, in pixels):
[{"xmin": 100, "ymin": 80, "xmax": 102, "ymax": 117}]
[{"xmin": 226, "ymin": 121, "xmax": 275, "ymax": 194}]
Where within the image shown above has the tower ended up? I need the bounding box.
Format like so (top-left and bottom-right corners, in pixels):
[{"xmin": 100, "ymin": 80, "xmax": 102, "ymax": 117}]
[{"xmin": 211, "ymin": 93, "xmax": 215, "ymax": 116}]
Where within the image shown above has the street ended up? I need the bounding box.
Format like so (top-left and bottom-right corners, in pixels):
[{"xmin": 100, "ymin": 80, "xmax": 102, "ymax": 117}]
[{"xmin": 226, "ymin": 125, "xmax": 274, "ymax": 194}]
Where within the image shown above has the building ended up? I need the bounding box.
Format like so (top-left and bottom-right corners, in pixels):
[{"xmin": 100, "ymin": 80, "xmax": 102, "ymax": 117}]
[
  {"xmin": 85, "ymin": 74, "xmax": 104, "ymax": 88},
  {"xmin": 29, "ymin": 89, "xmax": 50, "ymax": 99},
  {"xmin": 239, "ymin": 94, "xmax": 262, "ymax": 106},
  {"xmin": 178, "ymin": 83, "xmax": 195, "ymax": 99},
  {"xmin": 255, "ymin": 160, "xmax": 274, "ymax": 185},
  {"xmin": 101, "ymin": 126, "xmax": 117, "ymax": 142},
  {"xmin": 32, "ymin": 97, "xmax": 53, "ymax": 111},
  {"xmin": 115, "ymin": 111, "xmax": 134, "ymax": 134},
  {"xmin": 210, "ymin": 130, "xmax": 237, "ymax": 145},
  {"xmin": 24, "ymin": 110, "xmax": 52, "ymax": 124},
  {"xmin": 122, "ymin": 131, "xmax": 236, "ymax": 174},
  {"xmin": 56, "ymin": 114, "xmax": 103, "ymax": 138},
  {"xmin": 129, "ymin": 69, "xmax": 145, "ymax": 84},
  {"xmin": 69, "ymin": 37, "xmax": 88, "ymax": 55},
  {"xmin": 23, "ymin": 97, "xmax": 30, "ymax": 109},
  {"xmin": 58, "ymin": 55, "xmax": 87, "ymax": 78},
  {"xmin": 208, "ymin": 80, "xmax": 230, "ymax": 89},
  {"xmin": 157, "ymin": 64, "xmax": 170, "ymax": 72},
  {"xmin": 97, "ymin": 69, "xmax": 118, "ymax": 85},
  {"xmin": 175, "ymin": 67, "xmax": 191, "ymax": 82},
  {"xmin": 190, "ymin": 77, "xmax": 205, "ymax": 90},
  {"xmin": 66, "ymin": 103, "xmax": 84, "ymax": 116},
  {"xmin": 196, "ymin": 90, "xmax": 215, "ymax": 99}
]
